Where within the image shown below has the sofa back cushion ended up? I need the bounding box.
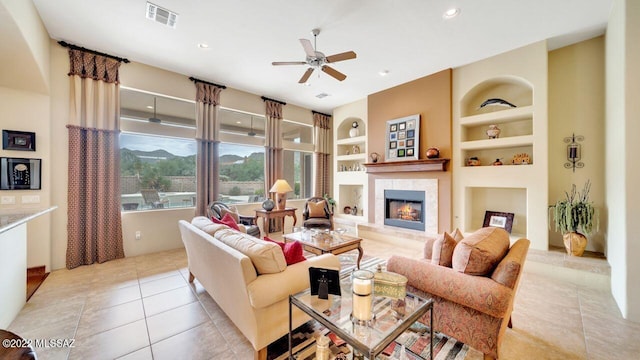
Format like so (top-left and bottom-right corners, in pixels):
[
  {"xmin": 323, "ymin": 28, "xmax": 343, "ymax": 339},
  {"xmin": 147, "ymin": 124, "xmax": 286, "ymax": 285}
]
[
  {"xmin": 431, "ymin": 232, "xmax": 458, "ymax": 267},
  {"xmin": 491, "ymin": 238, "xmax": 530, "ymax": 288},
  {"xmin": 214, "ymin": 228, "xmax": 287, "ymax": 274},
  {"xmin": 452, "ymin": 227, "xmax": 510, "ymax": 275},
  {"xmin": 191, "ymin": 216, "xmax": 228, "ymax": 236}
]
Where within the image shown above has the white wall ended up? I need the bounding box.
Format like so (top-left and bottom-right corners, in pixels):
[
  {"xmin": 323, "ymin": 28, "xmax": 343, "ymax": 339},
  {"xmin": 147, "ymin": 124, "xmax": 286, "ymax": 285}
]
[{"xmin": 606, "ymin": 0, "xmax": 640, "ymax": 321}]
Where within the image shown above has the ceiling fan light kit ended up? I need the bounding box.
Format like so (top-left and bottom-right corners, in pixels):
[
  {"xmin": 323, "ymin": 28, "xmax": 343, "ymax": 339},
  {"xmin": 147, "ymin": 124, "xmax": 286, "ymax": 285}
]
[{"xmin": 272, "ymin": 28, "xmax": 356, "ymax": 83}]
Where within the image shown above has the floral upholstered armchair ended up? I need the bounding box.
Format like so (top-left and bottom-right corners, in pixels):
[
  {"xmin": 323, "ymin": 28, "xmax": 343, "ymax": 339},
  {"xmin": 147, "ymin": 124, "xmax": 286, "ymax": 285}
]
[{"xmin": 387, "ymin": 227, "xmax": 530, "ymax": 360}]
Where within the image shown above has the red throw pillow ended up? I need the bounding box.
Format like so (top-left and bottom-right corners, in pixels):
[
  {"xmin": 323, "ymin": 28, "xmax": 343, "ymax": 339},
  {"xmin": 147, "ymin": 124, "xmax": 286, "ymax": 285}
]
[
  {"xmin": 211, "ymin": 213, "xmax": 240, "ymax": 231},
  {"xmin": 264, "ymin": 237, "xmax": 306, "ymax": 265}
]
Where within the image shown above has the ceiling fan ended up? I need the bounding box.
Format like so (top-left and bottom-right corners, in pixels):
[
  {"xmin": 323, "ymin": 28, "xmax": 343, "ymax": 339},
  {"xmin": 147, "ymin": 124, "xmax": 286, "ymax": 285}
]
[{"xmin": 272, "ymin": 28, "xmax": 356, "ymax": 83}]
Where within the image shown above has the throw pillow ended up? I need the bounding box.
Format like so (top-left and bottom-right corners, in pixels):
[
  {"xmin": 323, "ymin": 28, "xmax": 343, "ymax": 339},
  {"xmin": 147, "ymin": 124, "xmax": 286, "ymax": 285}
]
[
  {"xmin": 422, "ymin": 236, "xmax": 438, "ymax": 260},
  {"xmin": 212, "ymin": 213, "xmax": 240, "ymax": 231},
  {"xmin": 452, "ymin": 227, "xmax": 510, "ymax": 276},
  {"xmin": 308, "ymin": 200, "xmax": 327, "ymax": 218},
  {"xmin": 431, "ymin": 232, "xmax": 457, "ymax": 267},
  {"xmin": 220, "ymin": 206, "xmax": 240, "ymax": 223},
  {"xmin": 264, "ymin": 237, "xmax": 307, "ymax": 265},
  {"xmin": 450, "ymin": 228, "xmax": 464, "ymax": 242}
]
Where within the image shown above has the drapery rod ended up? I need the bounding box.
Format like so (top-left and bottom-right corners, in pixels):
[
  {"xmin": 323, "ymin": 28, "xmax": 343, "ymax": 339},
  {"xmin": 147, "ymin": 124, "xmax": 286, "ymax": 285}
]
[
  {"xmin": 312, "ymin": 110, "xmax": 332, "ymax": 117},
  {"xmin": 189, "ymin": 76, "xmax": 227, "ymax": 89},
  {"xmin": 261, "ymin": 96, "xmax": 286, "ymax": 105},
  {"xmin": 58, "ymin": 41, "xmax": 129, "ymax": 63}
]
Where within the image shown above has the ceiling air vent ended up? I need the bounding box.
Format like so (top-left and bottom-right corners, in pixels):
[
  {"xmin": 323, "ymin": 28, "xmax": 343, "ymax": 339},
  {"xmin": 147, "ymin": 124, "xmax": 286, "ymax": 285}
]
[
  {"xmin": 315, "ymin": 93, "xmax": 330, "ymax": 99},
  {"xmin": 146, "ymin": 2, "xmax": 178, "ymax": 29}
]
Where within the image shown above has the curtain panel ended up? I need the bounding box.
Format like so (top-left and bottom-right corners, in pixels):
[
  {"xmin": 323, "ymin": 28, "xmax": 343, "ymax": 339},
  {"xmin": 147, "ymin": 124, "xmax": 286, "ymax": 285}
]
[
  {"xmin": 66, "ymin": 49, "xmax": 125, "ymax": 269},
  {"xmin": 264, "ymin": 100, "xmax": 283, "ymax": 196},
  {"xmin": 313, "ymin": 112, "xmax": 331, "ymax": 197},
  {"xmin": 194, "ymin": 81, "xmax": 223, "ymax": 216}
]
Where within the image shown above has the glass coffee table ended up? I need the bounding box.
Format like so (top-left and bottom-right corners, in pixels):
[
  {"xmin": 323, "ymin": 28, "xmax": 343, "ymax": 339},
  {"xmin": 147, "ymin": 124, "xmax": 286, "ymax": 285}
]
[
  {"xmin": 288, "ymin": 276, "xmax": 433, "ymax": 359},
  {"xmin": 284, "ymin": 231, "xmax": 364, "ymax": 269}
]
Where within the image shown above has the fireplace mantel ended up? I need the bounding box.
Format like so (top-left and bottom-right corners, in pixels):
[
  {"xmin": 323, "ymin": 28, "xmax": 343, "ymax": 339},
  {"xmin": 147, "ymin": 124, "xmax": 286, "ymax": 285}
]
[{"xmin": 364, "ymin": 159, "xmax": 449, "ymax": 173}]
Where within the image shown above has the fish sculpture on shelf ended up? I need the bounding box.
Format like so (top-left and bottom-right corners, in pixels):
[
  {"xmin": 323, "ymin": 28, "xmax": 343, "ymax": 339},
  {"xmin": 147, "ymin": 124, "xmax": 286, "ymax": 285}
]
[{"xmin": 478, "ymin": 98, "xmax": 516, "ymax": 109}]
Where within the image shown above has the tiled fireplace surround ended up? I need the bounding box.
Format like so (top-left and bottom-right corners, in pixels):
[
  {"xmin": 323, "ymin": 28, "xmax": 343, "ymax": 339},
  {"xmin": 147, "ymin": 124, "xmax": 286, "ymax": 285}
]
[{"xmin": 375, "ymin": 178, "xmax": 438, "ymax": 234}]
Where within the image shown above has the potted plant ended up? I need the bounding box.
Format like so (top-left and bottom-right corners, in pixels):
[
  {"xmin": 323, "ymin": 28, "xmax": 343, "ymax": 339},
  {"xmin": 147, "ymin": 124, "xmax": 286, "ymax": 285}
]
[
  {"xmin": 548, "ymin": 180, "xmax": 598, "ymax": 256},
  {"xmin": 323, "ymin": 194, "xmax": 336, "ymax": 215}
]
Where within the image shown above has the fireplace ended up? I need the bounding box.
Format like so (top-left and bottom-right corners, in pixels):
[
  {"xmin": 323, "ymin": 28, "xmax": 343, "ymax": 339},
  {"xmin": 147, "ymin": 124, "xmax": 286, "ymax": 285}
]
[{"xmin": 384, "ymin": 190, "xmax": 425, "ymax": 231}]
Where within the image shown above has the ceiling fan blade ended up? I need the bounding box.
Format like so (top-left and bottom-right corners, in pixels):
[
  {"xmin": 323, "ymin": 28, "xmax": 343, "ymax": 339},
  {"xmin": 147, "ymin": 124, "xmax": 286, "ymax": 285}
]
[
  {"xmin": 272, "ymin": 61, "xmax": 307, "ymax": 66},
  {"xmin": 325, "ymin": 51, "xmax": 357, "ymax": 63},
  {"xmin": 321, "ymin": 65, "xmax": 347, "ymax": 81},
  {"xmin": 298, "ymin": 68, "xmax": 314, "ymax": 83},
  {"xmin": 300, "ymin": 39, "xmax": 316, "ymax": 57}
]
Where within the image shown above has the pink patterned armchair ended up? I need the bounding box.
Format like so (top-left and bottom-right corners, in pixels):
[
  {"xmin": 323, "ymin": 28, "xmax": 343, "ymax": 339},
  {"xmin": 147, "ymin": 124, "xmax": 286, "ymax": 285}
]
[{"xmin": 387, "ymin": 227, "xmax": 530, "ymax": 360}]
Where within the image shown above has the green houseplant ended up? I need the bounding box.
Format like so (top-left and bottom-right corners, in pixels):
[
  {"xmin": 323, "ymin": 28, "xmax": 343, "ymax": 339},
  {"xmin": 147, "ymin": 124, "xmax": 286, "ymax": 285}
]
[
  {"xmin": 323, "ymin": 194, "xmax": 336, "ymax": 215},
  {"xmin": 548, "ymin": 180, "xmax": 597, "ymax": 256}
]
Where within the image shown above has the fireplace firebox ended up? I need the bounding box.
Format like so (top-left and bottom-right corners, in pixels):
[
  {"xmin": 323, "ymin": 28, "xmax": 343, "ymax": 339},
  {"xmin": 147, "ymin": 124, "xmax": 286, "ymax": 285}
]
[{"xmin": 384, "ymin": 190, "xmax": 425, "ymax": 231}]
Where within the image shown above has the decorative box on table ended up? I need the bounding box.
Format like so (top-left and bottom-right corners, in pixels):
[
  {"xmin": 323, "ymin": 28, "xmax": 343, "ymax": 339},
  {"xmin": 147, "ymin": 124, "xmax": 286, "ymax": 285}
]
[{"xmin": 373, "ymin": 264, "xmax": 407, "ymax": 299}]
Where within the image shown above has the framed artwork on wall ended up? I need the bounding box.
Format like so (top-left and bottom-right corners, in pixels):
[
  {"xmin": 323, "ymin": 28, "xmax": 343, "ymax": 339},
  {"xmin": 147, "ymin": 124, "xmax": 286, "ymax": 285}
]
[
  {"xmin": 0, "ymin": 157, "xmax": 41, "ymax": 190},
  {"xmin": 482, "ymin": 211, "xmax": 515, "ymax": 233},
  {"xmin": 2, "ymin": 130, "xmax": 36, "ymax": 151},
  {"xmin": 385, "ymin": 114, "xmax": 420, "ymax": 162}
]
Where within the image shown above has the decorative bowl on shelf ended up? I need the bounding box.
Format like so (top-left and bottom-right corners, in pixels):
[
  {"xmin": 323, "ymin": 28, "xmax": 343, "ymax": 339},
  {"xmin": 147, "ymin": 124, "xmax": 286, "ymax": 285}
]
[
  {"xmin": 343, "ymin": 206, "xmax": 352, "ymax": 214},
  {"xmin": 467, "ymin": 157, "xmax": 481, "ymax": 166},
  {"xmin": 426, "ymin": 147, "xmax": 440, "ymax": 159}
]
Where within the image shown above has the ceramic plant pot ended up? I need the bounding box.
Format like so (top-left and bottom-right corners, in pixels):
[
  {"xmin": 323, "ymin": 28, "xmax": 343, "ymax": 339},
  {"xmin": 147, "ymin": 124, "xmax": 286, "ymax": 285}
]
[{"xmin": 563, "ymin": 232, "xmax": 587, "ymax": 256}]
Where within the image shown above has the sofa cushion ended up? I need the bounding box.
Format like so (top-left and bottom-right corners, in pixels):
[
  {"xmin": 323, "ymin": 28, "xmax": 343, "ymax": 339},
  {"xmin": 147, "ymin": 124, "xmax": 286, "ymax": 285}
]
[
  {"xmin": 264, "ymin": 237, "xmax": 307, "ymax": 265},
  {"xmin": 220, "ymin": 206, "xmax": 240, "ymax": 223},
  {"xmin": 264, "ymin": 236, "xmax": 307, "ymax": 266},
  {"xmin": 214, "ymin": 229, "xmax": 287, "ymax": 274},
  {"xmin": 423, "ymin": 236, "xmax": 437, "ymax": 260},
  {"xmin": 431, "ymin": 232, "xmax": 457, "ymax": 267},
  {"xmin": 308, "ymin": 200, "xmax": 327, "ymax": 218},
  {"xmin": 212, "ymin": 213, "xmax": 240, "ymax": 231},
  {"xmin": 191, "ymin": 216, "xmax": 228, "ymax": 236},
  {"xmin": 452, "ymin": 227, "xmax": 510, "ymax": 276}
]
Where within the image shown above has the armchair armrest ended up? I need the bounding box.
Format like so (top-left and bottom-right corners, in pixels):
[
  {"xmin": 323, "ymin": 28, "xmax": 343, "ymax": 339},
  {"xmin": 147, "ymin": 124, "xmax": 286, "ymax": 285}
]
[
  {"xmin": 246, "ymin": 254, "xmax": 340, "ymax": 309},
  {"xmin": 387, "ymin": 256, "xmax": 513, "ymax": 319}
]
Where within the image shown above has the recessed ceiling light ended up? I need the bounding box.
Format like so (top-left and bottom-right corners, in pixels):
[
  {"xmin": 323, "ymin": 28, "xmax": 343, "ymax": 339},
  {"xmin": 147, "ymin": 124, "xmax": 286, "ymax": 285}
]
[
  {"xmin": 197, "ymin": 43, "xmax": 209, "ymax": 49},
  {"xmin": 146, "ymin": 105, "xmax": 154, "ymax": 109},
  {"xmin": 379, "ymin": 70, "xmax": 390, "ymax": 76},
  {"xmin": 236, "ymin": 121, "xmax": 242, "ymax": 124},
  {"xmin": 443, "ymin": 8, "xmax": 460, "ymax": 19}
]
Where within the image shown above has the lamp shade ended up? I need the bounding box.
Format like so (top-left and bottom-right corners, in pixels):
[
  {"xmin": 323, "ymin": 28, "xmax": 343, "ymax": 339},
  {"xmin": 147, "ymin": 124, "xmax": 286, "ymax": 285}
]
[{"xmin": 269, "ymin": 179, "xmax": 293, "ymax": 193}]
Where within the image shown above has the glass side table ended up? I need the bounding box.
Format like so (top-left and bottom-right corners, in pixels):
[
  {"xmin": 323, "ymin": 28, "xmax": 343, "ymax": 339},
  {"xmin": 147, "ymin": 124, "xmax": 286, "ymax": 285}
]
[{"xmin": 289, "ymin": 276, "xmax": 433, "ymax": 359}]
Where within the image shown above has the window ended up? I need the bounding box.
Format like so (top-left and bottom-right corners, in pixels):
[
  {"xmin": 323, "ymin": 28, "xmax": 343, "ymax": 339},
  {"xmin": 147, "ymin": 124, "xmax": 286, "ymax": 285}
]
[
  {"xmin": 218, "ymin": 143, "xmax": 265, "ymax": 204},
  {"xmin": 282, "ymin": 120, "xmax": 314, "ymax": 199},
  {"xmin": 119, "ymin": 88, "xmax": 196, "ymax": 211}
]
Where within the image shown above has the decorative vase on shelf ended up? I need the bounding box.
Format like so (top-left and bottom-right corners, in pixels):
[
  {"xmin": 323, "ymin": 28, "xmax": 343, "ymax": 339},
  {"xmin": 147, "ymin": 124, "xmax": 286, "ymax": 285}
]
[
  {"xmin": 426, "ymin": 147, "xmax": 440, "ymax": 159},
  {"xmin": 351, "ymin": 205, "xmax": 358, "ymax": 215},
  {"xmin": 370, "ymin": 152, "xmax": 380, "ymax": 163},
  {"xmin": 492, "ymin": 158, "xmax": 503, "ymax": 166},
  {"xmin": 262, "ymin": 198, "xmax": 275, "ymax": 211},
  {"xmin": 467, "ymin": 157, "xmax": 480, "ymax": 166},
  {"xmin": 349, "ymin": 121, "xmax": 359, "ymax": 138},
  {"xmin": 486, "ymin": 124, "xmax": 501, "ymax": 139}
]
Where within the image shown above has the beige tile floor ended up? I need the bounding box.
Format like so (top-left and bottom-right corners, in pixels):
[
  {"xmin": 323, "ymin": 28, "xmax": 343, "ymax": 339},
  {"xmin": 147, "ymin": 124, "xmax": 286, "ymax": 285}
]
[{"xmin": 7, "ymin": 237, "xmax": 640, "ymax": 360}]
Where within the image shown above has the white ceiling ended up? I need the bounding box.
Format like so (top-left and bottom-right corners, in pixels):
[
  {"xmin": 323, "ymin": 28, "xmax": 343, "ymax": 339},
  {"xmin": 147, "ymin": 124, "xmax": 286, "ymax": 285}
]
[{"xmin": 32, "ymin": 0, "xmax": 612, "ymax": 113}]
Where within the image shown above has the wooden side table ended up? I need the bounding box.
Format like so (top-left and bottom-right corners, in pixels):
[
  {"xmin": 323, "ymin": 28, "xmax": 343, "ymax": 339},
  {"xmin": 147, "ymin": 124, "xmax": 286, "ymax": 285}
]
[{"xmin": 255, "ymin": 207, "xmax": 297, "ymax": 235}]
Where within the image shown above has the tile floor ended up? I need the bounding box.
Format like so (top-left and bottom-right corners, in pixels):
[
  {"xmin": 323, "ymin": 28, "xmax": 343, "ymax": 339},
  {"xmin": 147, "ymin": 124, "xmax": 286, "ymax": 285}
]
[{"xmin": 7, "ymin": 237, "xmax": 640, "ymax": 360}]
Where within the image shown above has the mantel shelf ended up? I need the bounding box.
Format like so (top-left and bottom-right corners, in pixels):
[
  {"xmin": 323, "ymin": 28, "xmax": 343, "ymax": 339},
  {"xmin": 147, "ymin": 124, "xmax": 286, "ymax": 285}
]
[{"xmin": 364, "ymin": 159, "xmax": 449, "ymax": 173}]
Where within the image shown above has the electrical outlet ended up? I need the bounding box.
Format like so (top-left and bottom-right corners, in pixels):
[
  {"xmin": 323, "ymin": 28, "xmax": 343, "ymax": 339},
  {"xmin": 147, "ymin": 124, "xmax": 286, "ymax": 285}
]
[
  {"xmin": 21, "ymin": 195, "xmax": 40, "ymax": 204},
  {"xmin": 135, "ymin": 231, "xmax": 141, "ymax": 240},
  {"xmin": 1, "ymin": 196, "xmax": 16, "ymax": 204}
]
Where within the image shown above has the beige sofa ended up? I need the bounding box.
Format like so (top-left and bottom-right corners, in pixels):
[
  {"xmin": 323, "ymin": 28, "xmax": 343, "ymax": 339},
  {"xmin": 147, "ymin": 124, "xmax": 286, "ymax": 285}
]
[{"xmin": 178, "ymin": 217, "xmax": 340, "ymax": 360}]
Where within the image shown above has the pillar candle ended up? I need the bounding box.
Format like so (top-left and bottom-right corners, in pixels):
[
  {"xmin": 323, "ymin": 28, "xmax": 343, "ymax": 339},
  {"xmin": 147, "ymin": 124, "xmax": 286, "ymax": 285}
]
[{"xmin": 352, "ymin": 271, "xmax": 374, "ymax": 321}]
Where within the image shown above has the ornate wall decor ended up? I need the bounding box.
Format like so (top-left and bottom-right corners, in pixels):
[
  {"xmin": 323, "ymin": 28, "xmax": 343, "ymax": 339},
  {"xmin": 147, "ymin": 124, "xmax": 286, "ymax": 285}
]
[{"xmin": 564, "ymin": 133, "xmax": 584, "ymax": 172}]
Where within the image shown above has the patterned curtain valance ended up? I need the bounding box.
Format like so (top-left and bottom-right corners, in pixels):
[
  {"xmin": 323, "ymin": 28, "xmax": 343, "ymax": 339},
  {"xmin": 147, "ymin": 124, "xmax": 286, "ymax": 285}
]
[
  {"xmin": 68, "ymin": 49, "xmax": 122, "ymax": 84},
  {"xmin": 313, "ymin": 112, "xmax": 331, "ymax": 130},
  {"xmin": 265, "ymin": 100, "xmax": 283, "ymax": 120},
  {"xmin": 195, "ymin": 82, "xmax": 223, "ymax": 106}
]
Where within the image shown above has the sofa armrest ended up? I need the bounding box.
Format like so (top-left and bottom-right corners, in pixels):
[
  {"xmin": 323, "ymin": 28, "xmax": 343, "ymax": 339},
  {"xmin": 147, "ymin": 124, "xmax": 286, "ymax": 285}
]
[
  {"xmin": 387, "ymin": 256, "xmax": 513, "ymax": 319},
  {"xmin": 246, "ymin": 254, "xmax": 341, "ymax": 309}
]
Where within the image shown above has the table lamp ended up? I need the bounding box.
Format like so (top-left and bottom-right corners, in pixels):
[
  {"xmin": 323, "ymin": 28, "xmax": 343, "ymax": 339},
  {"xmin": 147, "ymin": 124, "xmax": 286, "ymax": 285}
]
[{"xmin": 269, "ymin": 179, "xmax": 293, "ymax": 210}]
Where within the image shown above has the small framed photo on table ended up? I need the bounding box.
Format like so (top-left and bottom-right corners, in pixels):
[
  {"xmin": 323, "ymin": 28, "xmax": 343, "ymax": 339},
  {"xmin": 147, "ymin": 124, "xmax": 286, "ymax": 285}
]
[{"xmin": 483, "ymin": 211, "xmax": 515, "ymax": 233}]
